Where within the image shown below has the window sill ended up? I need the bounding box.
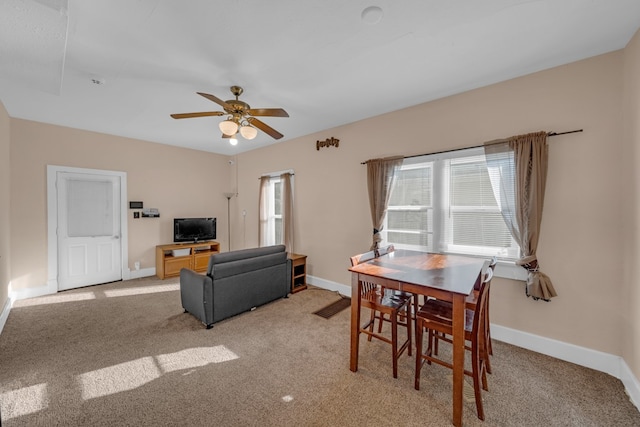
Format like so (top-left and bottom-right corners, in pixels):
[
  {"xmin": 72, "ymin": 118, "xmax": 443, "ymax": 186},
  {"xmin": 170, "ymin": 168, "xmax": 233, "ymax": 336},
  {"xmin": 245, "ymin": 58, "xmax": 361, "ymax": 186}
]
[{"xmin": 494, "ymin": 261, "xmax": 528, "ymax": 281}]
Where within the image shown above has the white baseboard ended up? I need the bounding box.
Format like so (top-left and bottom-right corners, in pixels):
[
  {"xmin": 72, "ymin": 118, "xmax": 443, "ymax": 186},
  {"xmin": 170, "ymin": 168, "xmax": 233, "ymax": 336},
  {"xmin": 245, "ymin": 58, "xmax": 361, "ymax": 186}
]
[
  {"xmin": 491, "ymin": 324, "xmax": 621, "ymax": 376},
  {"xmin": 491, "ymin": 324, "xmax": 640, "ymax": 410},
  {"xmin": 307, "ymin": 275, "xmax": 351, "ymax": 297},
  {"xmin": 0, "ymin": 296, "xmax": 11, "ymax": 336},
  {"xmin": 128, "ymin": 267, "xmax": 156, "ymax": 280},
  {"xmin": 11, "ymin": 282, "xmax": 57, "ymax": 301},
  {"xmin": 621, "ymin": 358, "xmax": 640, "ymax": 409},
  {"xmin": 309, "ymin": 275, "xmax": 640, "ymax": 412}
]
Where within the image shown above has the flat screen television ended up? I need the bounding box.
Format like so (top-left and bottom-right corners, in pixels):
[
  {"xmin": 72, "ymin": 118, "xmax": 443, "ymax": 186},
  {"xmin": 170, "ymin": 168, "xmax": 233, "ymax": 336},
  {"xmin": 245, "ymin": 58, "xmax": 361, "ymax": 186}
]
[{"xmin": 173, "ymin": 217, "xmax": 216, "ymax": 243}]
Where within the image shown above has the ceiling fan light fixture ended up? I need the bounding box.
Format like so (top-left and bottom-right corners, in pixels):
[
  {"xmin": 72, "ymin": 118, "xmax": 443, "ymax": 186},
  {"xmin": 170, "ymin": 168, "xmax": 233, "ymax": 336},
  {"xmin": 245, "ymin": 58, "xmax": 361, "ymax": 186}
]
[
  {"xmin": 240, "ymin": 125, "xmax": 258, "ymax": 140},
  {"xmin": 229, "ymin": 136, "xmax": 238, "ymax": 146},
  {"xmin": 219, "ymin": 119, "xmax": 238, "ymax": 136}
]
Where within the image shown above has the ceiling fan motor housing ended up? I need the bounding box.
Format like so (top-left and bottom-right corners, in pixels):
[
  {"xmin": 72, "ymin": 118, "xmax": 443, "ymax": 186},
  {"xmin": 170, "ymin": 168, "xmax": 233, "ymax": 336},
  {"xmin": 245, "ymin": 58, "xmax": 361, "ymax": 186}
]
[{"xmin": 225, "ymin": 100, "xmax": 250, "ymax": 115}]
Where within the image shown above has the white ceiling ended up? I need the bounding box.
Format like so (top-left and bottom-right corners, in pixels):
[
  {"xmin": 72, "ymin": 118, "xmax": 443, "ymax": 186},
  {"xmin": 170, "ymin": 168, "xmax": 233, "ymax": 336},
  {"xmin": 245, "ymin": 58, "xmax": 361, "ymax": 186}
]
[{"xmin": 1, "ymin": 0, "xmax": 639, "ymax": 156}]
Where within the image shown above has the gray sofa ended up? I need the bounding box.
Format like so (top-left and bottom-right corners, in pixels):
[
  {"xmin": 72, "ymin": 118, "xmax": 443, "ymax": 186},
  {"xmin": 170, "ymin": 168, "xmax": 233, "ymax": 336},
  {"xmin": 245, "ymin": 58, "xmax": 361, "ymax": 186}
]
[{"xmin": 180, "ymin": 244, "xmax": 291, "ymax": 328}]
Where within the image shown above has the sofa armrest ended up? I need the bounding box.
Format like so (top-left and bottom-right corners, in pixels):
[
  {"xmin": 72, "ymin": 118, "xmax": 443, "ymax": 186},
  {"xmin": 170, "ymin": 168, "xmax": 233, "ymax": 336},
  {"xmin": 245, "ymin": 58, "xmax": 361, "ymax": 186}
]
[{"xmin": 180, "ymin": 268, "xmax": 213, "ymax": 327}]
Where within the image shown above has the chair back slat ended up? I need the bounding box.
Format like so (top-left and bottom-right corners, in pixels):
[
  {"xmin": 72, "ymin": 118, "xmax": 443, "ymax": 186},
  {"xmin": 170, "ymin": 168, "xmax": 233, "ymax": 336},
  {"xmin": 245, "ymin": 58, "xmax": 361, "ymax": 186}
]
[
  {"xmin": 473, "ymin": 268, "xmax": 493, "ymax": 341},
  {"xmin": 376, "ymin": 244, "xmax": 395, "ymax": 257},
  {"xmin": 350, "ymin": 250, "xmax": 376, "ymax": 267},
  {"xmin": 350, "ymin": 245, "xmax": 395, "ymax": 267}
]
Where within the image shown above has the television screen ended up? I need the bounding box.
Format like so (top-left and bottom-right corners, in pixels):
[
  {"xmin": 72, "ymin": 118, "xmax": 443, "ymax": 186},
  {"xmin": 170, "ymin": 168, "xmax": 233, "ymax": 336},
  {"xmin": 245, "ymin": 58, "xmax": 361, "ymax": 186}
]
[{"xmin": 173, "ymin": 218, "xmax": 216, "ymax": 243}]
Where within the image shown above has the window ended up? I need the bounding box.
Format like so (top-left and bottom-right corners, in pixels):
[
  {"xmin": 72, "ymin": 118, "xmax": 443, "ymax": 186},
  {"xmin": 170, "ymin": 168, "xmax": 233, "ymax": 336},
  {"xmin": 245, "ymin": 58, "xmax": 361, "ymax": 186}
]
[
  {"xmin": 261, "ymin": 176, "xmax": 282, "ymax": 246},
  {"xmin": 259, "ymin": 171, "xmax": 294, "ymax": 248},
  {"xmin": 387, "ymin": 163, "xmax": 434, "ymax": 249},
  {"xmin": 384, "ymin": 147, "xmax": 519, "ymax": 259}
]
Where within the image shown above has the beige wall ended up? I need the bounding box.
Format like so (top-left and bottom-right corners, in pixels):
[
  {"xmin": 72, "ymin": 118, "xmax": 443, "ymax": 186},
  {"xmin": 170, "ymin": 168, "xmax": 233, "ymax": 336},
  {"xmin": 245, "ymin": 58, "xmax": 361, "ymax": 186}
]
[
  {"xmin": 0, "ymin": 100, "xmax": 10, "ymax": 310},
  {"xmin": 622, "ymin": 29, "xmax": 640, "ymax": 379},
  {"xmin": 237, "ymin": 51, "xmax": 625, "ymax": 356},
  {"xmin": 9, "ymin": 120, "xmax": 230, "ymax": 292}
]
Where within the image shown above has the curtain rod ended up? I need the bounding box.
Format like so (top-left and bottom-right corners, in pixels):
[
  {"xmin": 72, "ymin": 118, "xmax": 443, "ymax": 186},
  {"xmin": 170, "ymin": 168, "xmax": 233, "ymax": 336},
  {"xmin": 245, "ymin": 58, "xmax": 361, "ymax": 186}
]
[
  {"xmin": 361, "ymin": 129, "xmax": 583, "ymax": 164},
  {"xmin": 257, "ymin": 171, "xmax": 295, "ymax": 180}
]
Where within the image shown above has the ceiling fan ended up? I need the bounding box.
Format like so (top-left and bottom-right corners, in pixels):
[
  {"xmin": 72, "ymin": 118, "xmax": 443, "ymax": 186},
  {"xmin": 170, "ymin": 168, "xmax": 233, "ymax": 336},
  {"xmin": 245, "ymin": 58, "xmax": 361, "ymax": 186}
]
[{"xmin": 171, "ymin": 86, "xmax": 289, "ymax": 144}]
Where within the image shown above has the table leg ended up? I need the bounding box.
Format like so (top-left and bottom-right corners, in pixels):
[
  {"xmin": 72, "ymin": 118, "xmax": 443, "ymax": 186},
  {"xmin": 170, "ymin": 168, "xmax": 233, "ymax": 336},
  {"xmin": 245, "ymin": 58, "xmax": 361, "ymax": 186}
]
[
  {"xmin": 349, "ymin": 273, "xmax": 362, "ymax": 372},
  {"xmin": 451, "ymin": 293, "xmax": 465, "ymax": 426}
]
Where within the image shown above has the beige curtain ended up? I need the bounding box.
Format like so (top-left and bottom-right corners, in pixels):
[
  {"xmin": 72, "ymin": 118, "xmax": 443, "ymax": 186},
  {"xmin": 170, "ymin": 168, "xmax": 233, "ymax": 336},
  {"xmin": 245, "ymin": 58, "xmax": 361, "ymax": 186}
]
[
  {"xmin": 258, "ymin": 176, "xmax": 270, "ymax": 247},
  {"xmin": 484, "ymin": 131, "xmax": 557, "ymax": 301},
  {"xmin": 366, "ymin": 156, "xmax": 403, "ymax": 250},
  {"xmin": 280, "ymin": 172, "xmax": 294, "ymax": 253}
]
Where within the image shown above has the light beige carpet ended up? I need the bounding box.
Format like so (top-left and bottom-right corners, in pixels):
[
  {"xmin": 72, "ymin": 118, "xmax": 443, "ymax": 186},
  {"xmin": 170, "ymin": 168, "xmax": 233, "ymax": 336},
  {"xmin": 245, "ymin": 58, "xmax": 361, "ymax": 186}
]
[{"xmin": 0, "ymin": 276, "xmax": 638, "ymax": 426}]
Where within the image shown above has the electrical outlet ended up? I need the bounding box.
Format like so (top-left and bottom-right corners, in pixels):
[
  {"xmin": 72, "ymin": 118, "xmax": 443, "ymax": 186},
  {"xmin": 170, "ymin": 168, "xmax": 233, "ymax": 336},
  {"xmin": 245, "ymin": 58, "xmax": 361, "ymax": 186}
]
[{"xmin": 134, "ymin": 261, "xmax": 140, "ymax": 270}]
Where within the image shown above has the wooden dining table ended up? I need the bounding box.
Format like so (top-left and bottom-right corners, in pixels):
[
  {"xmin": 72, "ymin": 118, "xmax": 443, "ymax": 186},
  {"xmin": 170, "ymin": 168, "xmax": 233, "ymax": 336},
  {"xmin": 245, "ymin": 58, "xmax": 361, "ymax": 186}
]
[{"xmin": 348, "ymin": 249, "xmax": 486, "ymax": 427}]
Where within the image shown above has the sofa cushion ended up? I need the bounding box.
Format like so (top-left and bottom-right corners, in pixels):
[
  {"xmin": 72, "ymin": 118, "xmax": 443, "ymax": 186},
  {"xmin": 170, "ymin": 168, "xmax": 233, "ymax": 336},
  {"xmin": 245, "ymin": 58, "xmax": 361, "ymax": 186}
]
[
  {"xmin": 211, "ymin": 252, "xmax": 286, "ymax": 280},
  {"xmin": 207, "ymin": 244, "xmax": 286, "ymax": 275}
]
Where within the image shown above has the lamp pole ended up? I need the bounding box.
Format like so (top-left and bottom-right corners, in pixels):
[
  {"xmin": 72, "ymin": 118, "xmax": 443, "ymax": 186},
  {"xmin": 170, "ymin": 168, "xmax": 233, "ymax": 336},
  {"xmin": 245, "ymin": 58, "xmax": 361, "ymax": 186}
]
[{"xmin": 224, "ymin": 193, "xmax": 235, "ymax": 251}]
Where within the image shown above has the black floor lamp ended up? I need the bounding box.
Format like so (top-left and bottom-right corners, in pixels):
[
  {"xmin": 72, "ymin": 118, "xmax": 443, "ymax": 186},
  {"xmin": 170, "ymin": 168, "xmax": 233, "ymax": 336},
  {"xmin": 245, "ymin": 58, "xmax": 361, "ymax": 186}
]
[{"xmin": 224, "ymin": 192, "xmax": 235, "ymax": 251}]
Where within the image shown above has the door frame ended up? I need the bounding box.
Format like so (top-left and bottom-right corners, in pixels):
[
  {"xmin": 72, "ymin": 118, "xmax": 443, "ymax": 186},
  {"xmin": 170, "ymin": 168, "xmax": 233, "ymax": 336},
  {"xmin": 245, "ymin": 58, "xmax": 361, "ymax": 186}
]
[{"xmin": 47, "ymin": 165, "xmax": 130, "ymax": 292}]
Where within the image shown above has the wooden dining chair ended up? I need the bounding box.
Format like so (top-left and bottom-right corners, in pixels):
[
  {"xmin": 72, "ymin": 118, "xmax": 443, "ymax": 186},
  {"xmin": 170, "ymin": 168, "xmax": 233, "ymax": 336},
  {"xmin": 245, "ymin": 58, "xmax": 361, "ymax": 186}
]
[
  {"xmin": 432, "ymin": 256, "xmax": 497, "ymax": 374},
  {"xmin": 366, "ymin": 245, "xmax": 418, "ymax": 337},
  {"xmin": 350, "ymin": 245, "xmax": 413, "ymax": 378},
  {"xmin": 414, "ymin": 268, "xmax": 493, "ymax": 421}
]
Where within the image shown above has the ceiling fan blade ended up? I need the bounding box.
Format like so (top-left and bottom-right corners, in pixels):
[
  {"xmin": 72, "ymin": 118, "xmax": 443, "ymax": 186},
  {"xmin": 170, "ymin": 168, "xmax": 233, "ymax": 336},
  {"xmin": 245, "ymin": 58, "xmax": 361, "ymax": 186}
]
[
  {"xmin": 170, "ymin": 111, "xmax": 224, "ymax": 119},
  {"xmin": 249, "ymin": 118, "xmax": 284, "ymax": 140},
  {"xmin": 246, "ymin": 108, "xmax": 289, "ymax": 117},
  {"xmin": 197, "ymin": 92, "xmax": 233, "ymax": 109}
]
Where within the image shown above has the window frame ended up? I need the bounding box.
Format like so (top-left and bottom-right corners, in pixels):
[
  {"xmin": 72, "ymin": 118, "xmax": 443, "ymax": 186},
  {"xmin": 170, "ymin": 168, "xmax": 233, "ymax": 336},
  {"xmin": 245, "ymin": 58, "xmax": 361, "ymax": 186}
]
[
  {"xmin": 260, "ymin": 170, "xmax": 294, "ymax": 247},
  {"xmin": 383, "ymin": 147, "xmax": 520, "ymax": 261}
]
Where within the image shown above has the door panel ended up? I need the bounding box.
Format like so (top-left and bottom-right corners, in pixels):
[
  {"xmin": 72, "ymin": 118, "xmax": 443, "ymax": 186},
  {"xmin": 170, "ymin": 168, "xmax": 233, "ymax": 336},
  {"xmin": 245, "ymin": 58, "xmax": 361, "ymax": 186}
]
[
  {"xmin": 97, "ymin": 242, "xmax": 115, "ymax": 273},
  {"xmin": 68, "ymin": 244, "xmax": 88, "ymax": 277},
  {"xmin": 58, "ymin": 172, "xmax": 122, "ymax": 290}
]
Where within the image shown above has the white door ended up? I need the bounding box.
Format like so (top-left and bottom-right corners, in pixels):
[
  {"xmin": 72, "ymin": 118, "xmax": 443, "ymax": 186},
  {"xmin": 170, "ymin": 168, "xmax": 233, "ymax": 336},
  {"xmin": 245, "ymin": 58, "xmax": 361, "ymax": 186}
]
[{"xmin": 57, "ymin": 171, "xmax": 122, "ymax": 290}]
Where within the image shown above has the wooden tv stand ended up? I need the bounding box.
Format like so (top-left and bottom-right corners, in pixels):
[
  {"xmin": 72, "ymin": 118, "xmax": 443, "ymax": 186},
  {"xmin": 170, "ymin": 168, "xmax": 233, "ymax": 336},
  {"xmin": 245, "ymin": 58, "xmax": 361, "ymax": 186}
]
[{"xmin": 155, "ymin": 241, "xmax": 220, "ymax": 279}]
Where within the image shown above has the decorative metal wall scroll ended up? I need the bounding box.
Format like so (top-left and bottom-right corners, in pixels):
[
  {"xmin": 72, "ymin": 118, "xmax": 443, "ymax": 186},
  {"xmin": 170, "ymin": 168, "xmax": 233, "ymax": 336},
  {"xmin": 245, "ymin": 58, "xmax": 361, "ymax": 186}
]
[{"xmin": 316, "ymin": 137, "xmax": 339, "ymax": 151}]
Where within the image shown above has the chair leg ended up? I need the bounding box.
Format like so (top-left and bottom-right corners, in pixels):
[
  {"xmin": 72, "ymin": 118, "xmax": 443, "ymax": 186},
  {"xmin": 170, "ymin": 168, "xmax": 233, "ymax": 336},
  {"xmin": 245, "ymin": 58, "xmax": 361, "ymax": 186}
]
[
  {"xmin": 391, "ymin": 312, "xmax": 398, "ymax": 379},
  {"xmin": 471, "ymin": 344, "xmax": 485, "ymax": 421},
  {"xmin": 413, "ymin": 295, "xmax": 420, "ymax": 331},
  {"xmin": 481, "ymin": 359, "xmax": 489, "ymax": 392},
  {"xmin": 426, "ymin": 329, "xmax": 434, "ymax": 365},
  {"xmin": 415, "ymin": 319, "xmax": 423, "ymax": 390},
  {"xmin": 433, "ymin": 331, "xmax": 442, "ymax": 356},
  {"xmin": 378, "ymin": 312, "xmax": 386, "ymax": 334},
  {"xmin": 367, "ymin": 309, "xmax": 376, "ymax": 342},
  {"xmin": 406, "ymin": 307, "xmax": 413, "ymax": 357}
]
